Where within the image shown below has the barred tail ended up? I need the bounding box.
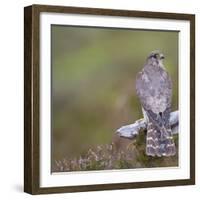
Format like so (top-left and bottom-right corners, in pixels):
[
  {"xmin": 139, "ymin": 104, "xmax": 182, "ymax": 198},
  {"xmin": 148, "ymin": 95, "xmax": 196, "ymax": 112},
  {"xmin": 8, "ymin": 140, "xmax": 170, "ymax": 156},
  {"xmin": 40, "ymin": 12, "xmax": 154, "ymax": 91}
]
[
  {"xmin": 146, "ymin": 122, "xmax": 176, "ymax": 157},
  {"xmin": 160, "ymin": 126, "xmax": 176, "ymax": 156}
]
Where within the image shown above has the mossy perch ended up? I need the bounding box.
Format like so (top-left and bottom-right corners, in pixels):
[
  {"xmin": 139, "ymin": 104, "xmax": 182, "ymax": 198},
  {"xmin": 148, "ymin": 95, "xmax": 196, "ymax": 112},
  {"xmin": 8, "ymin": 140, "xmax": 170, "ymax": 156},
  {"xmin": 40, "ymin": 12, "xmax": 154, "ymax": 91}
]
[{"xmin": 116, "ymin": 110, "xmax": 179, "ymax": 139}]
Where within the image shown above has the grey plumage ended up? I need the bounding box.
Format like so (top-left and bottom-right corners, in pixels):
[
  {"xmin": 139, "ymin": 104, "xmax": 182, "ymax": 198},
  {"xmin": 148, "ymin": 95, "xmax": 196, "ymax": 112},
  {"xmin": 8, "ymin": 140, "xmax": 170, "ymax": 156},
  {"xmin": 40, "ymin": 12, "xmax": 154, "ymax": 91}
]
[{"xmin": 136, "ymin": 50, "xmax": 176, "ymax": 157}]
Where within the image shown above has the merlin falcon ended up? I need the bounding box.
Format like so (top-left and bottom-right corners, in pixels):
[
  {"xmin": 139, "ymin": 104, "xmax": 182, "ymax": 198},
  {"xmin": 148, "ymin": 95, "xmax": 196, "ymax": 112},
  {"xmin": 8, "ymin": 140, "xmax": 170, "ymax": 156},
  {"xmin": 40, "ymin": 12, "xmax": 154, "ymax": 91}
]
[{"xmin": 136, "ymin": 51, "xmax": 176, "ymax": 157}]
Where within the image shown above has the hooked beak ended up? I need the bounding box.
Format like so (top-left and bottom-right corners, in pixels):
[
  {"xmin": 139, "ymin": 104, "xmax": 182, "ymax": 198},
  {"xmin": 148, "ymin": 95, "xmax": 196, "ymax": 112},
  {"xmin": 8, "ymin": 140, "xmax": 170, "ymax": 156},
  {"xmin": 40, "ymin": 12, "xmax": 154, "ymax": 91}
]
[{"xmin": 160, "ymin": 54, "xmax": 165, "ymax": 59}]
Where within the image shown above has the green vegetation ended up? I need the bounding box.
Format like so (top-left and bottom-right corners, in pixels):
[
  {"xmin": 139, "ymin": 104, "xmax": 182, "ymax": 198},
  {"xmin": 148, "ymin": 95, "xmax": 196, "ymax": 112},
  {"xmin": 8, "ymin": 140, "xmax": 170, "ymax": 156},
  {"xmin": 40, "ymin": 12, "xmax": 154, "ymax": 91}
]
[{"xmin": 53, "ymin": 132, "xmax": 178, "ymax": 172}]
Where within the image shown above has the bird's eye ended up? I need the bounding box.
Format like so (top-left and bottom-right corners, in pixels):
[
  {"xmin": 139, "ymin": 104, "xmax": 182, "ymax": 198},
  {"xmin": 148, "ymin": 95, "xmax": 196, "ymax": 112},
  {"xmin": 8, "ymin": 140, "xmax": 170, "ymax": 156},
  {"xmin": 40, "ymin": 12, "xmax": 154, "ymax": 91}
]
[{"xmin": 152, "ymin": 54, "xmax": 157, "ymax": 59}]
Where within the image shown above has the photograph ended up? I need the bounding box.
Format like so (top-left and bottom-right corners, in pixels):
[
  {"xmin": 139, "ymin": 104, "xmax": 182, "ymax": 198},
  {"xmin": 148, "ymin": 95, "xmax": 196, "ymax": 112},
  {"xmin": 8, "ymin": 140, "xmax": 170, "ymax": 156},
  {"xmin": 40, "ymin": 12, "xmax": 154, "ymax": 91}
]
[
  {"xmin": 51, "ymin": 25, "xmax": 179, "ymax": 172},
  {"xmin": 24, "ymin": 5, "xmax": 195, "ymax": 194}
]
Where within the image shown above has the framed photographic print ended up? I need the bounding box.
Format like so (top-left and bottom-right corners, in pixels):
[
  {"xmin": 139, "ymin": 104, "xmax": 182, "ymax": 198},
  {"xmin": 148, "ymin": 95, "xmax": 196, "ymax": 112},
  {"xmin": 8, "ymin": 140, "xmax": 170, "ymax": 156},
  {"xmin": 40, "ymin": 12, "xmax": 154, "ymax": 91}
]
[{"xmin": 24, "ymin": 4, "xmax": 195, "ymax": 194}]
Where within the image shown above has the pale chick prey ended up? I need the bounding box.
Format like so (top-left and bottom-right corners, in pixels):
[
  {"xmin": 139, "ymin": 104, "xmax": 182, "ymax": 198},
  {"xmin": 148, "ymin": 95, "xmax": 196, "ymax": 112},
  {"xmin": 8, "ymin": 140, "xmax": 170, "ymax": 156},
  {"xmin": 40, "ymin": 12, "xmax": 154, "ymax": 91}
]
[{"xmin": 136, "ymin": 50, "xmax": 176, "ymax": 157}]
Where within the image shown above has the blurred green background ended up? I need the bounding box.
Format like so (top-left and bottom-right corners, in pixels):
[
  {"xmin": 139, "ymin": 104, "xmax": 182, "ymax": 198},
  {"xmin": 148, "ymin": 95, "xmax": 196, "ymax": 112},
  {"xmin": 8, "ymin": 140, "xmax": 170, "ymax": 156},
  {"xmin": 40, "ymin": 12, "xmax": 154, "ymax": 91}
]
[{"xmin": 51, "ymin": 25, "xmax": 178, "ymax": 166}]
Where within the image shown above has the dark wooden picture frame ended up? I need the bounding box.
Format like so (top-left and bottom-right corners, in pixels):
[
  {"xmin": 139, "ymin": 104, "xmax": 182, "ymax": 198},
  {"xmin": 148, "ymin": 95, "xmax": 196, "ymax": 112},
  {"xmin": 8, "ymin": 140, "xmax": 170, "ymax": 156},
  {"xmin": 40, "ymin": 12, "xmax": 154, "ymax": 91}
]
[{"xmin": 24, "ymin": 4, "xmax": 195, "ymax": 194}]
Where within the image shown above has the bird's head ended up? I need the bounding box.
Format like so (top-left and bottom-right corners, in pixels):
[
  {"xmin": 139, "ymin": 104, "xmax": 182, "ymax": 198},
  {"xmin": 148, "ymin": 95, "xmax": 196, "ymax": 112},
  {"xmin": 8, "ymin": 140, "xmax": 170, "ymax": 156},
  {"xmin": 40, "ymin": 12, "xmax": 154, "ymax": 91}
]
[{"xmin": 146, "ymin": 50, "xmax": 165, "ymax": 66}]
